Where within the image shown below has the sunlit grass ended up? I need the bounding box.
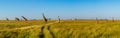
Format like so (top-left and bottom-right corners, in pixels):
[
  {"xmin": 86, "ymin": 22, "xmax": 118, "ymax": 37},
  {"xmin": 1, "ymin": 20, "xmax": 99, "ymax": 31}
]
[
  {"xmin": 0, "ymin": 20, "xmax": 120, "ymax": 38},
  {"xmin": 50, "ymin": 20, "xmax": 120, "ymax": 38},
  {"xmin": 0, "ymin": 20, "xmax": 55, "ymax": 29}
]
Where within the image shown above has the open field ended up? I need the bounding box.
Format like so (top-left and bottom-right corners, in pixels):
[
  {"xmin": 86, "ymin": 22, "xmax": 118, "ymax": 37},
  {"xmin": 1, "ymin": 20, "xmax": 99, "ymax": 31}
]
[
  {"xmin": 0, "ymin": 20, "xmax": 55, "ymax": 30},
  {"xmin": 0, "ymin": 20, "xmax": 120, "ymax": 38},
  {"xmin": 51, "ymin": 20, "xmax": 120, "ymax": 38}
]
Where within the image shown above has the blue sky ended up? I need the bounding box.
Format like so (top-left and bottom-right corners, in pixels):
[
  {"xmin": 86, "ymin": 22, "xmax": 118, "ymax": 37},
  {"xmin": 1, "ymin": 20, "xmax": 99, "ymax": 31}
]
[{"xmin": 0, "ymin": 0, "xmax": 120, "ymax": 20}]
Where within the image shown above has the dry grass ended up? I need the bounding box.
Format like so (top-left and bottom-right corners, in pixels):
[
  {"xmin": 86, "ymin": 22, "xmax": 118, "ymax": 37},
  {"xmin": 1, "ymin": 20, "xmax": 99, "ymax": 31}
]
[{"xmin": 0, "ymin": 20, "xmax": 120, "ymax": 38}]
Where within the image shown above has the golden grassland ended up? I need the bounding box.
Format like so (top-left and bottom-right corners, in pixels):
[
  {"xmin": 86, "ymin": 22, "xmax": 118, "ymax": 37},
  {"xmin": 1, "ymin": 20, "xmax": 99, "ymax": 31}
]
[
  {"xmin": 0, "ymin": 20, "xmax": 120, "ymax": 38},
  {"xmin": 50, "ymin": 20, "xmax": 120, "ymax": 38},
  {"xmin": 0, "ymin": 20, "xmax": 55, "ymax": 30}
]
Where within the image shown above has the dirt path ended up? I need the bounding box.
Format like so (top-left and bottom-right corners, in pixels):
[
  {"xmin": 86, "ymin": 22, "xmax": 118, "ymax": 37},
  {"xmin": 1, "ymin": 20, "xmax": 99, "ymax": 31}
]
[{"xmin": 1, "ymin": 21, "xmax": 64, "ymax": 30}]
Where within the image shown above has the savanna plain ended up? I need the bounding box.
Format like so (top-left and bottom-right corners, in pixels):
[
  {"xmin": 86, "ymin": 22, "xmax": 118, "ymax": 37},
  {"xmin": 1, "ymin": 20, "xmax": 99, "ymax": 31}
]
[{"xmin": 0, "ymin": 20, "xmax": 120, "ymax": 38}]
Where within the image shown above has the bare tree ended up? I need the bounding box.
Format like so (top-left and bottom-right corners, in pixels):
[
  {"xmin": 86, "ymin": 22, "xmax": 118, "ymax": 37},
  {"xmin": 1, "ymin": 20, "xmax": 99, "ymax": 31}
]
[
  {"xmin": 42, "ymin": 13, "xmax": 47, "ymax": 22},
  {"xmin": 21, "ymin": 16, "xmax": 28, "ymax": 21}
]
